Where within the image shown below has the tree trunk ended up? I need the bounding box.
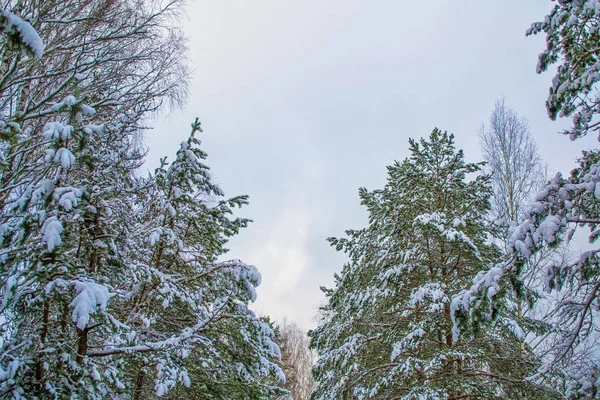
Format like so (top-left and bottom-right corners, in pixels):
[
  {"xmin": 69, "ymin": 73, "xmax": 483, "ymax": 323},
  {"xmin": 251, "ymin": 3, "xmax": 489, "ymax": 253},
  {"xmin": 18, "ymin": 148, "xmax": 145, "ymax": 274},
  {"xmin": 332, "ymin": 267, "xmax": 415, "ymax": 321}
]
[
  {"xmin": 133, "ymin": 370, "xmax": 145, "ymax": 400},
  {"xmin": 76, "ymin": 327, "xmax": 88, "ymax": 365}
]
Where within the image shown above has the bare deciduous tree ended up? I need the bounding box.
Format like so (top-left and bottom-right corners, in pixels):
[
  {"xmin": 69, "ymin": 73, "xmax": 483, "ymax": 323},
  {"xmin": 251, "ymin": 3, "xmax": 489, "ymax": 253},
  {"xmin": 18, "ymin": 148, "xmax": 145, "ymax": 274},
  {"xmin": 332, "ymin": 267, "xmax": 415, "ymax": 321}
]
[
  {"xmin": 277, "ymin": 318, "xmax": 315, "ymax": 400},
  {"xmin": 0, "ymin": 0, "xmax": 188, "ymax": 130},
  {"xmin": 479, "ymin": 98, "xmax": 547, "ymax": 228},
  {"xmin": 479, "ymin": 99, "xmax": 551, "ymax": 361},
  {"xmin": 0, "ymin": 0, "xmax": 189, "ymax": 226}
]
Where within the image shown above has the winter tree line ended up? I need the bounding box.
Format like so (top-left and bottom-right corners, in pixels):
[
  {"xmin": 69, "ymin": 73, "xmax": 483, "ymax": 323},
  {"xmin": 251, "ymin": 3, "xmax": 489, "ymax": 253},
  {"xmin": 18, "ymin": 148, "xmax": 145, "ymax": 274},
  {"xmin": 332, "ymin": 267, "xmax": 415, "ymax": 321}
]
[
  {"xmin": 308, "ymin": 1, "xmax": 600, "ymax": 399},
  {"xmin": 0, "ymin": 0, "xmax": 598, "ymax": 399}
]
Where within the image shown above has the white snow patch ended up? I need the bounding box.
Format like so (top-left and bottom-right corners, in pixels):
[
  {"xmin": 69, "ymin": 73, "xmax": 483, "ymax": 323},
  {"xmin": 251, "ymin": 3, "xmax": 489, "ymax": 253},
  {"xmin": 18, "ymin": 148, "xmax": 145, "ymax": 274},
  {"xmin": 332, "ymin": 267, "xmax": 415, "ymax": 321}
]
[
  {"xmin": 1, "ymin": 9, "xmax": 44, "ymax": 57},
  {"xmin": 42, "ymin": 122, "xmax": 73, "ymax": 141},
  {"xmin": 70, "ymin": 281, "xmax": 111, "ymax": 330},
  {"xmin": 40, "ymin": 216, "xmax": 63, "ymax": 251},
  {"xmin": 54, "ymin": 148, "xmax": 75, "ymax": 168}
]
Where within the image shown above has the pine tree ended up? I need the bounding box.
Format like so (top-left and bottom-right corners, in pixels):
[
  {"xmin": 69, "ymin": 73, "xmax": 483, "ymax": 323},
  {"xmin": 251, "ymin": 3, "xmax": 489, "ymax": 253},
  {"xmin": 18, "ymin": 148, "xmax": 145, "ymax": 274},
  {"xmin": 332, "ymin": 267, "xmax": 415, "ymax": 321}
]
[
  {"xmin": 526, "ymin": 0, "xmax": 600, "ymax": 140},
  {"xmin": 0, "ymin": 91, "xmax": 146, "ymax": 397},
  {"xmin": 310, "ymin": 130, "xmax": 558, "ymax": 399},
  {"xmin": 118, "ymin": 120, "xmax": 286, "ymax": 399}
]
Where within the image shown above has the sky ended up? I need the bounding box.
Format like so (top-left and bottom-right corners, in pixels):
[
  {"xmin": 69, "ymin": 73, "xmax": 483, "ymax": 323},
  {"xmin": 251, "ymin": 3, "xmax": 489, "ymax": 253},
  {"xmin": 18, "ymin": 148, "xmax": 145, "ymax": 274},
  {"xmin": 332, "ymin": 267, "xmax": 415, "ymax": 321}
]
[{"xmin": 146, "ymin": 0, "xmax": 599, "ymax": 331}]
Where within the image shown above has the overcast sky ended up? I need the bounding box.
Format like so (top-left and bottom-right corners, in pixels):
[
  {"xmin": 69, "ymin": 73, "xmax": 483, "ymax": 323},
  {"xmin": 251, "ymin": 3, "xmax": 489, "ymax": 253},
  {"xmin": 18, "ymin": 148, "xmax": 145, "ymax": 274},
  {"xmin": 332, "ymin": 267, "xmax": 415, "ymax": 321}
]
[{"xmin": 147, "ymin": 0, "xmax": 598, "ymax": 330}]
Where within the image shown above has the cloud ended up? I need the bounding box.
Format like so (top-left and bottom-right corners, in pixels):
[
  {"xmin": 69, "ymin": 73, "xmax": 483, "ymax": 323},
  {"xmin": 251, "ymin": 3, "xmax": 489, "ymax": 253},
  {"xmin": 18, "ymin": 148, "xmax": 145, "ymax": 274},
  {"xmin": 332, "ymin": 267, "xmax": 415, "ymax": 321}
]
[
  {"xmin": 254, "ymin": 207, "xmax": 311, "ymax": 299},
  {"xmin": 224, "ymin": 204, "xmax": 313, "ymax": 324},
  {"xmin": 147, "ymin": 0, "xmax": 599, "ymax": 333}
]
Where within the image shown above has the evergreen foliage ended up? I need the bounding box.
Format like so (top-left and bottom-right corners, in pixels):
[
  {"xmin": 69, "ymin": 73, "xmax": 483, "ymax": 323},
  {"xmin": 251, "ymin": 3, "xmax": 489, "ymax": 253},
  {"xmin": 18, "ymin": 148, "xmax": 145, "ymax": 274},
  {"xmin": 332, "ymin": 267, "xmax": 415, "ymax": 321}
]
[
  {"xmin": 310, "ymin": 130, "xmax": 557, "ymax": 399},
  {"xmin": 454, "ymin": 2, "xmax": 600, "ymax": 398},
  {"xmin": 527, "ymin": 0, "xmax": 600, "ymax": 140},
  {"xmin": 0, "ymin": 3, "xmax": 285, "ymax": 399}
]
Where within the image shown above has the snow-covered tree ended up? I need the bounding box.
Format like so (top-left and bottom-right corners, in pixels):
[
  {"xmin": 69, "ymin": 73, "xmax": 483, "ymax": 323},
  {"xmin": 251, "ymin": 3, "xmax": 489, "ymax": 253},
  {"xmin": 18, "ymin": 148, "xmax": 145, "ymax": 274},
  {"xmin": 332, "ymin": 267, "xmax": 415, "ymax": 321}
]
[
  {"xmin": 0, "ymin": 3, "xmax": 285, "ymax": 399},
  {"xmin": 117, "ymin": 120, "xmax": 286, "ymax": 399},
  {"xmin": 526, "ymin": 0, "xmax": 600, "ymax": 140},
  {"xmin": 0, "ymin": 88, "xmax": 144, "ymax": 398},
  {"xmin": 452, "ymin": 149, "xmax": 600, "ymax": 399},
  {"xmin": 453, "ymin": 2, "xmax": 600, "ymax": 398},
  {"xmin": 310, "ymin": 130, "xmax": 558, "ymax": 400},
  {"xmin": 0, "ymin": 13, "xmax": 125, "ymax": 395}
]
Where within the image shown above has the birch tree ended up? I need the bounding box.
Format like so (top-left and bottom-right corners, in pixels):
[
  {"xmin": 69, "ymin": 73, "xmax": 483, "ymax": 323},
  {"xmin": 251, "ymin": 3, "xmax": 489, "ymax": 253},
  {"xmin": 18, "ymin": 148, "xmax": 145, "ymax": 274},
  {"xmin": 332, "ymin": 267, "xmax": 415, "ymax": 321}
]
[
  {"xmin": 479, "ymin": 98, "xmax": 547, "ymax": 229},
  {"xmin": 277, "ymin": 319, "xmax": 315, "ymax": 400}
]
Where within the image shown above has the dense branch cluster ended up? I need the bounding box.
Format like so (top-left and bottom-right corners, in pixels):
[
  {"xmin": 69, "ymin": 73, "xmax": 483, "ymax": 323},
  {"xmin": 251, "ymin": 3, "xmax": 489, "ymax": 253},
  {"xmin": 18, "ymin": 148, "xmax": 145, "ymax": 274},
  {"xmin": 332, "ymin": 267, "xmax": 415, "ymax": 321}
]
[
  {"xmin": 0, "ymin": 1, "xmax": 285, "ymax": 399},
  {"xmin": 310, "ymin": 3, "xmax": 600, "ymax": 399}
]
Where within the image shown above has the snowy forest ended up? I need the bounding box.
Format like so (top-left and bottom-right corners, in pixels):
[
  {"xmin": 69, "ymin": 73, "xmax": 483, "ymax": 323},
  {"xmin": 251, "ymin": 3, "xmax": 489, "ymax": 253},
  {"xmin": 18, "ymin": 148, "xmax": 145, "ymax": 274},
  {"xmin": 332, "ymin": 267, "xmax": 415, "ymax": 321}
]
[{"xmin": 0, "ymin": 0, "xmax": 599, "ymax": 399}]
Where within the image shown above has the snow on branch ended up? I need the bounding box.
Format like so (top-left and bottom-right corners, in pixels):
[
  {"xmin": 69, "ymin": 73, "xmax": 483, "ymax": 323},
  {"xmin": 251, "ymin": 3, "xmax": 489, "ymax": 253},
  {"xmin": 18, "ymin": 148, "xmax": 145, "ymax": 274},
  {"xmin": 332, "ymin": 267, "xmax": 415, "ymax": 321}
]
[
  {"xmin": 70, "ymin": 281, "xmax": 112, "ymax": 330},
  {"xmin": 0, "ymin": 9, "xmax": 44, "ymax": 58}
]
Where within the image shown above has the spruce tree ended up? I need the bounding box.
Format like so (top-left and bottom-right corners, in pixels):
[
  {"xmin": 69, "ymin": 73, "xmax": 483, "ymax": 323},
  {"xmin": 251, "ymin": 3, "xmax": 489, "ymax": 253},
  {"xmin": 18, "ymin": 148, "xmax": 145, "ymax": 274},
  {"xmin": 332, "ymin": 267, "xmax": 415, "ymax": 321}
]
[{"xmin": 310, "ymin": 130, "xmax": 558, "ymax": 399}]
